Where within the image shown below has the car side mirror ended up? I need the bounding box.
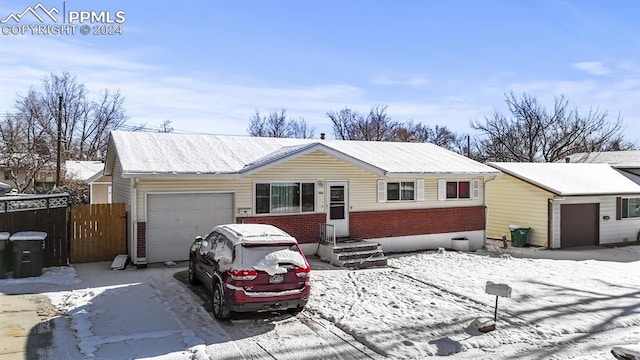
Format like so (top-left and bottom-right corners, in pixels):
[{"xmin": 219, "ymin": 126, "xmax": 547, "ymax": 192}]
[{"xmin": 194, "ymin": 236, "xmax": 203, "ymax": 245}]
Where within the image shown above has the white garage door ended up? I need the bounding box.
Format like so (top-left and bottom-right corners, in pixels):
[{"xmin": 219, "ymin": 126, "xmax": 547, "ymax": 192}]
[{"xmin": 146, "ymin": 193, "xmax": 234, "ymax": 263}]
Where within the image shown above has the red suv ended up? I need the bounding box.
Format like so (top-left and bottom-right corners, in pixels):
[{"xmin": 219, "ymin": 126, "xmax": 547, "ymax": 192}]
[{"xmin": 188, "ymin": 223, "xmax": 311, "ymax": 319}]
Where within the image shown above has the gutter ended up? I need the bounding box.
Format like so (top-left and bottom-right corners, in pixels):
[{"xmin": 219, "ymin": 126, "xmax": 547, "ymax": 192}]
[
  {"xmin": 483, "ymin": 175, "xmax": 499, "ymax": 250},
  {"xmin": 131, "ymin": 177, "xmax": 138, "ymax": 264}
]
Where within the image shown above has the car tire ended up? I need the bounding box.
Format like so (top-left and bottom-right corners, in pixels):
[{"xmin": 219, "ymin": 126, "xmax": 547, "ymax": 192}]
[
  {"xmin": 188, "ymin": 259, "xmax": 200, "ymax": 285},
  {"xmin": 212, "ymin": 281, "xmax": 230, "ymax": 320}
]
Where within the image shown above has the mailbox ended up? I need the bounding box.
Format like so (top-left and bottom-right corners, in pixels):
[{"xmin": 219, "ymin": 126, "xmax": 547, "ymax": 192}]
[{"xmin": 485, "ymin": 281, "xmax": 512, "ymax": 298}]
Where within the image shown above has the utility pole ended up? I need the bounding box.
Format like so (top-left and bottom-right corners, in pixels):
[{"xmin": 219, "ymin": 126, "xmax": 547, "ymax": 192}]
[{"xmin": 56, "ymin": 95, "xmax": 62, "ymax": 188}]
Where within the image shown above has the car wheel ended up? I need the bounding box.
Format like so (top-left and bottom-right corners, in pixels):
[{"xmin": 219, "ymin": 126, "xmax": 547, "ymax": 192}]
[
  {"xmin": 212, "ymin": 281, "xmax": 230, "ymax": 320},
  {"xmin": 188, "ymin": 259, "xmax": 200, "ymax": 285}
]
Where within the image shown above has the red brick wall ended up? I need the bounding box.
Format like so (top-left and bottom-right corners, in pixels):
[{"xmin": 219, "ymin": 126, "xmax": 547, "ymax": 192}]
[
  {"xmin": 239, "ymin": 207, "xmax": 485, "ymax": 244},
  {"xmin": 137, "ymin": 222, "xmax": 146, "ymax": 257},
  {"xmin": 350, "ymin": 207, "xmax": 486, "ymax": 239},
  {"xmin": 239, "ymin": 213, "xmax": 326, "ymax": 244}
]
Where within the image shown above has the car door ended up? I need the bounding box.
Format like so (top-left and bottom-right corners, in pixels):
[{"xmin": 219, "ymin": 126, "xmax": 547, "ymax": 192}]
[{"xmin": 199, "ymin": 231, "xmax": 218, "ymax": 291}]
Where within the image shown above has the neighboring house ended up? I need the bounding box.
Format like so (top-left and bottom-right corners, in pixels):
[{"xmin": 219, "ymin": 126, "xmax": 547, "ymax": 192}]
[
  {"xmin": 486, "ymin": 162, "xmax": 640, "ymax": 248},
  {"xmin": 104, "ymin": 131, "xmax": 500, "ymax": 265},
  {"xmin": 86, "ymin": 171, "xmax": 112, "ymax": 204},
  {"xmin": 1, "ymin": 156, "xmax": 57, "ymax": 192},
  {"xmin": 64, "ymin": 160, "xmax": 111, "ymax": 204},
  {"xmin": 565, "ymin": 151, "xmax": 640, "ymax": 175}
]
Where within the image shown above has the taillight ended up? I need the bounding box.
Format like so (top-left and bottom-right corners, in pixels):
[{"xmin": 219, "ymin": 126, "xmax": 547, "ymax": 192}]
[
  {"xmin": 295, "ymin": 266, "xmax": 311, "ymax": 278},
  {"xmin": 229, "ymin": 268, "xmax": 257, "ymax": 281}
]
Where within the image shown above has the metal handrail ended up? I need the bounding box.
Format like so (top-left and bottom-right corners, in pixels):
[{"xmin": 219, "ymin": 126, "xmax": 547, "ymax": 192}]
[{"xmin": 319, "ymin": 223, "xmax": 336, "ymax": 247}]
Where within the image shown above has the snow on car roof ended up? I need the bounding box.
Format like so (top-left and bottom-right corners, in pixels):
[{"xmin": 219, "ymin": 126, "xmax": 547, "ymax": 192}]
[{"xmin": 217, "ymin": 224, "xmax": 298, "ymax": 245}]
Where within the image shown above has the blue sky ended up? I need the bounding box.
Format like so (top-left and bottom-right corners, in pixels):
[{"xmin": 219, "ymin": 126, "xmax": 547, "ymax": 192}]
[{"xmin": 1, "ymin": 0, "xmax": 640, "ymax": 141}]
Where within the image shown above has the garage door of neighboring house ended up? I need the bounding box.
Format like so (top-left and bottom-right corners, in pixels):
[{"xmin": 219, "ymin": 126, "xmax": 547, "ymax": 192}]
[
  {"xmin": 560, "ymin": 203, "xmax": 599, "ymax": 248},
  {"xmin": 146, "ymin": 193, "xmax": 234, "ymax": 263}
]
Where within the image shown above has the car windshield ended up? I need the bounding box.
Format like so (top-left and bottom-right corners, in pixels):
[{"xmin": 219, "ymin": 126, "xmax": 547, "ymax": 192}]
[{"xmin": 237, "ymin": 245, "xmax": 306, "ymax": 275}]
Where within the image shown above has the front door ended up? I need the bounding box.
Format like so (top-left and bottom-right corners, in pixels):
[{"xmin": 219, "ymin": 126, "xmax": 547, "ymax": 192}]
[{"xmin": 327, "ymin": 181, "xmax": 349, "ymax": 237}]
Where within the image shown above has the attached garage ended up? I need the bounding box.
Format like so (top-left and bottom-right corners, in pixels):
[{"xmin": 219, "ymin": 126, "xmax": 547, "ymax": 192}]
[
  {"xmin": 146, "ymin": 193, "xmax": 234, "ymax": 262},
  {"xmin": 560, "ymin": 203, "xmax": 599, "ymax": 248}
]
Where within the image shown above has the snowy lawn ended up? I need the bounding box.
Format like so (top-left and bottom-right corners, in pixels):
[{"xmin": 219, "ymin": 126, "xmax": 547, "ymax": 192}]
[
  {"xmin": 1, "ymin": 243, "xmax": 640, "ymax": 359},
  {"xmin": 306, "ymin": 245, "xmax": 640, "ymax": 359}
]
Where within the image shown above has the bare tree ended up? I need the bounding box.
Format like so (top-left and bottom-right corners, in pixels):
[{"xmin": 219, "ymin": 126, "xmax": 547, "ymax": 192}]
[
  {"xmin": 393, "ymin": 121, "xmax": 460, "ymax": 151},
  {"xmin": 471, "ymin": 92, "xmax": 633, "ymax": 162},
  {"xmin": 248, "ymin": 109, "xmax": 314, "ymax": 138},
  {"xmin": 327, "ymin": 107, "xmax": 364, "ymax": 140},
  {"xmin": 328, "ymin": 105, "xmax": 399, "ymax": 141},
  {"xmin": 2, "ymin": 72, "xmax": 128, "ymax": 192},
  {"xmin": 329, "ymin": 105, "xmax": 462, "ymax": 150},
  {"xmin": 290, "ymin": 118, "xmax": 315, "ymax": 139},
  {"xmin": 157, "ymin": 119, "xmax": 174, "ymax": 133},
  {"xmin": 0, "ymin": 112, "xmax": 53, "ymax": 193}
]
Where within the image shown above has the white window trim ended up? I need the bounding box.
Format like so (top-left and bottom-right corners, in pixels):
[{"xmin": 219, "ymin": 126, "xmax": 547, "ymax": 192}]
[
  {"xmin": 438, "ymin": 179, "xmax": 480, "ymax": 201},
  {"xmin": 253, "ymin": 180, "xmax": 317, "ymax": 216},
  {"xmin": 621, "ymin": 197, "xmax": 640, "ymax": 219},
  {"xmin": 377, "ymin": 179, "xmax": 424, "ymax": 203}
]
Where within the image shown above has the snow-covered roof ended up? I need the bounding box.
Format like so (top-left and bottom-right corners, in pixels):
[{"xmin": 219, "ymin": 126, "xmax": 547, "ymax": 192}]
[
  {"xmin": 105, "ymin": 131, "xmax": 500, "ymax": 178},
  {"xmin": 564, "ymin": 151, "xmax": 640, "ymax": 168},
  {"xmin": 489, "ymin": 162, "xmax": 640, "ymax": 196},
  {"xmin": 65, "ymin": 161, "xmax": 104, "ymax": 181}
]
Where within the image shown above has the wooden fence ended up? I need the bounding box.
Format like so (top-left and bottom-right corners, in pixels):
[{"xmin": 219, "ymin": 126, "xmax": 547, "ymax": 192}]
[{"xmin": 70, "ymin": 203, "xmax": 127, "ymax": 263}]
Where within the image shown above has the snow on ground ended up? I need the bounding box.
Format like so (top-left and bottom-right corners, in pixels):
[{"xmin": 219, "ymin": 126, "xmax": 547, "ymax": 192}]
[{"xmin": 1, "ymin": 242, "xmax": 640, "ymax": 359}]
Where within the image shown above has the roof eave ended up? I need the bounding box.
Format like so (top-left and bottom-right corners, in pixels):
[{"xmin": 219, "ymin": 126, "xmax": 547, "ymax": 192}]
[
  {"xmin": 120, "ymin": 172, "xmax": 242, "ymax": 180},
  {"xmin": 384, "ymin": 171, "xmax": 501, "ymax": 178}
]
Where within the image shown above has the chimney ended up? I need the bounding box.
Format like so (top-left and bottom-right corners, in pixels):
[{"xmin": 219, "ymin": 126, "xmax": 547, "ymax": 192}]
[{"xmin": 320, "ymin": 133, "xmax": 325, "ymax": 140}]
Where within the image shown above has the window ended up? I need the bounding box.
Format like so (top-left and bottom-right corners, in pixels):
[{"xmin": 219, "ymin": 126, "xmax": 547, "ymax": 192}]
[
  {"xmin": 255, "ymin": 182, "xmax": 315, "ymax": 214},
  {"xmin": 438, "ymin": 179, "xmax": 479, "ymax": 200},
  {"xmin": 378, "ymin": 180, "xmax": 423, "ymax": 202},
  {"xmin": 386, "ymin": 181, "xmax": 415, "ymax": 201},
  {"xmin": 3, "ymin": 171, "xmax": 10, "ymax": 181},
  {"xmin": 622, "ymin": 198, "xmax": 640, "ymax": 219},
  {"xmin": 446, "ymin": 181, "xmax": 470, "ymax": 199}
]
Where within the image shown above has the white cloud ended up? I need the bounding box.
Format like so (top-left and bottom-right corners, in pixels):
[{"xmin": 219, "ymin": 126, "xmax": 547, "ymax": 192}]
[
  {"xmin": 371, "ymin": 75, "xmax": 429, "ymax": 87},
  {"xmin": 572, "ymin": 61, "xmax": 611, "ymax": 76}
]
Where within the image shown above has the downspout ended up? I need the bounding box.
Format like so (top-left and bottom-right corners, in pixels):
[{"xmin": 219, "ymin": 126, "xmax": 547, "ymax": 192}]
[
  {"xmin": 483, "ymin": 175, "xmax": 498, "ymax": 250},
  {"xmin": 131, "ymin": 177, "xmax": 138, "ymax": 264}
]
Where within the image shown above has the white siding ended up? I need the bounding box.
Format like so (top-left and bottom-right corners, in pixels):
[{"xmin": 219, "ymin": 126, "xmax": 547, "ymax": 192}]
[
  {"xmin": 111, "ymin": 159, "xmax": 130, "ymax": 205},
  {"xmin": 550, "ymin": 196, "xmax": 640, "ymax": 248}
]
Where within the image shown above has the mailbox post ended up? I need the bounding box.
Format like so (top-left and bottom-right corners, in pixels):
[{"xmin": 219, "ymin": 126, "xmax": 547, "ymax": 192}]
[{"xmin": 485, "ymin": 281, "xmax": 512, "ymax": 325}]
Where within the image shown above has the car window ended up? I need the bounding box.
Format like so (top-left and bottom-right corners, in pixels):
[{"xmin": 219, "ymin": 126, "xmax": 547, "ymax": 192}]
[
  {"xmin": 211, "ymin": 234, "xmax": 233, "ymax": 270},
  {"xmin": 239, "ymin": 245, "xmax": 307, "ymax": 275},
  {"xmin": 213, "ymin": 234, "xmax": 226, "ymax": 252},
  {"xmin": 200, "ymin": 231, "xmax": 218, "ymax": 254}
]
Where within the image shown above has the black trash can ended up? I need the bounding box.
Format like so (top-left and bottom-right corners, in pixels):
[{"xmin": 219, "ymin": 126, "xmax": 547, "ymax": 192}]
[
  {"xmin": 10, "ymin": 231, "xmax": 47, "ymax": 278},
  {"xmin": 0, "ymin": 232, "xmax": 11, "ymax": 279}
]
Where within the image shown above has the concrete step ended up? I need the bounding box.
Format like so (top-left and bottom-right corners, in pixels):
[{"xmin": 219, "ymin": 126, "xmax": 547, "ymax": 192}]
[
  {"xmin": 332, "ymin": 242, "xmax": 380, "ymax": 253},
  {"xmin": 338, "ymin": 257, "xmax": 388, "ymax": 269},
  {"xmin": 336, "ymin": 249, "xmax": 385, "ymax": 262}
]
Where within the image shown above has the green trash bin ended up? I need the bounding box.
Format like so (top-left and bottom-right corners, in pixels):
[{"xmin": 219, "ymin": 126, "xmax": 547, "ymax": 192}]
[
  {"xmin": 10, "ymin": 231, "xmax": 47, "ymax": 278},
  {"xmin": 509, "ymin": 225, "xmax": 530, "ymax": 247},
  {"xmin": 0, "ymin": 232, "xmax": 10, "ymax": 279}
]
